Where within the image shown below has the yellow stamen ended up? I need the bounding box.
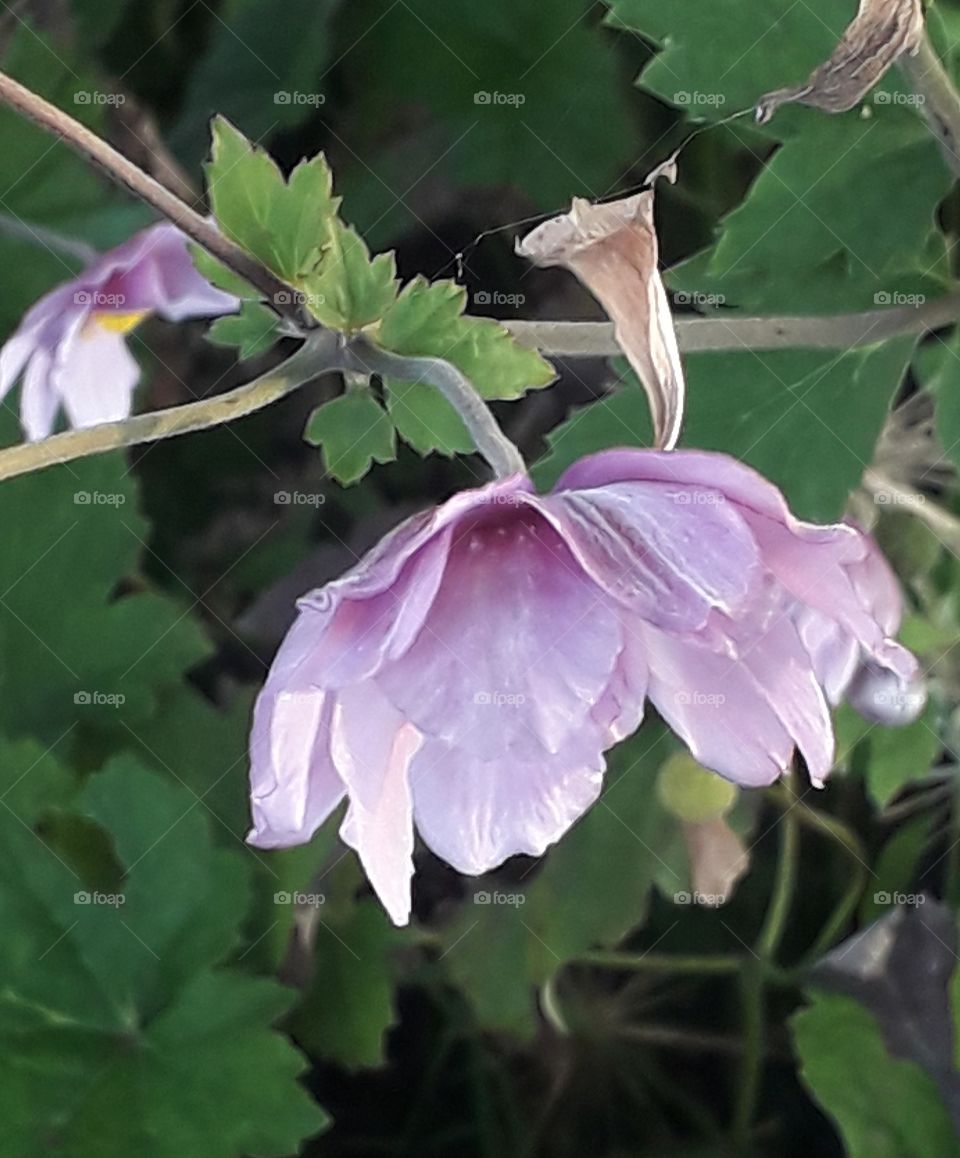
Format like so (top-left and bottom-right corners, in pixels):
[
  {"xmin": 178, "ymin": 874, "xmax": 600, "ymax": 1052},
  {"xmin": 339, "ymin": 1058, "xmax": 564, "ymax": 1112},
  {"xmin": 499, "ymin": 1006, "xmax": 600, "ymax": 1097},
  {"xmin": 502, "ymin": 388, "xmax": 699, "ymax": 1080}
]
[{"xmin": 94, "ymin": 310, "xmax": 149, "ymax": 335}]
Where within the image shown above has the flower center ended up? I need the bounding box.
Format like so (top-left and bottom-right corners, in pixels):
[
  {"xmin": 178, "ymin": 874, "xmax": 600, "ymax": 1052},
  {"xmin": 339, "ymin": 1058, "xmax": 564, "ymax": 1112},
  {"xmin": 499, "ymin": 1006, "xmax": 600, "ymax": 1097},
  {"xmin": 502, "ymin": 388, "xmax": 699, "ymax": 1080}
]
[{"xmin": 93, "ymin": 310, "xmax": 150, "ymax": 335}]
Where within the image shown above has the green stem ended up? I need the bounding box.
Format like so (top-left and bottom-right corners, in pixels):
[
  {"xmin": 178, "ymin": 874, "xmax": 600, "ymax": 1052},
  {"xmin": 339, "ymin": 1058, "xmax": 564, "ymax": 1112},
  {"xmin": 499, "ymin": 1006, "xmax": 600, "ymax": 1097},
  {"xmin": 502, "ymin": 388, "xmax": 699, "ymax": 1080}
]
[
  {"xmin": 756, "ymin": 802, "xmax": 800, "ymax": 961},
  {"xmin": 575, "ymin": 951, "xmax": 742, "ymax": 974},
  {"xmin": 732, "ymin": 959, "xmax": 765, "ymax": 1153}
]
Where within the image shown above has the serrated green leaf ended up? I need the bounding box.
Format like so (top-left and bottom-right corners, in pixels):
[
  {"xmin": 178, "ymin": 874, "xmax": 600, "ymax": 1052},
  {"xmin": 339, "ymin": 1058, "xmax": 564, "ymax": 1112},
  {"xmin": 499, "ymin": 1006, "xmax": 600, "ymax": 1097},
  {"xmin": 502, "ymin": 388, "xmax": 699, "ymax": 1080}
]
[
  {"xmin": 376, "ymin": 276, "xmax": 553, "ymax": 457},
  {"xmin": 606, "ymin": 0, "xmax": 845, "ymax": 121},
  {"xmin": 304, "ymin": 391, "xmax": 397, "ymax": 484},
  {"xmin": 190, "ymin": 244, "xmax": 260, "ymax": 299},
  {"xmin": 793, "ymin": 991, "xmax": 959, "ymax": 1157},
  {"xmin": 304, "ymin": 220, "xmax": 397, "ymax": 331},
  {"xmin": 670, "ymin": 106, "xmax": 952, "ymax": 313},
  {"xmin": 0, "ymin": 759, "xmax": 327, "ymax": 1156},
  {"xmin": 440, "ymin": 725, "xmax": 679, "ymax": 1035},
  {"xmin": 207, "ymin": 300, "xmax": 279, "ymax": 360},
  {"xmin": 206, "ymin": 117, "xmax": 340, "ymax": 284},
  {"xmin": 535, "ymin": 339, "xmax": 914, "ymax": 523}
]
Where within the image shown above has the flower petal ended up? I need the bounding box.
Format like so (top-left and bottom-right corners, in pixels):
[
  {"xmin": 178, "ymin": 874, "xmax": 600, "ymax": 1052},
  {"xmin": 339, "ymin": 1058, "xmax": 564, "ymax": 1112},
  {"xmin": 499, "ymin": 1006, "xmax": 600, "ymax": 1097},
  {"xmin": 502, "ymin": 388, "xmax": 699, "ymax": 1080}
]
[
  {"xmin": 409, "ymin": 727, "xmax": 606, "ymax": 876},
  {"xmin": 376, "ymin": 508, "xmax": 622, "ymax": 761},
  {"xmin": 54, "ymin": 320, "xmax": 141, "ymax": 431},
  {"xmin": 332, "ymin": 684, "xmax": 422, "ymax": 925},
  {"xmin": 541, "ymin": 482, "xmax": 760, "ymax": 631}
]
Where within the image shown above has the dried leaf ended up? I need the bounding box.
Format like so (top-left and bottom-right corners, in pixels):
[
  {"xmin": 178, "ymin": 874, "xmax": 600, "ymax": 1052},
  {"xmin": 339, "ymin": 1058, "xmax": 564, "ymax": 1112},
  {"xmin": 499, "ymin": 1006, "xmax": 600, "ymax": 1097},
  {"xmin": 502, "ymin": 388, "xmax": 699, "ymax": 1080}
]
[
  {"xmin": 516, "ymin": 189, "xmax": 685, "ymax": 450},
  {"xmin": 682, "ymin": 815, "xmax": 749, "ymax": 907},
  {"xmin": 757, "ymin": 0, "xmax": 924, "ymax": 123}
]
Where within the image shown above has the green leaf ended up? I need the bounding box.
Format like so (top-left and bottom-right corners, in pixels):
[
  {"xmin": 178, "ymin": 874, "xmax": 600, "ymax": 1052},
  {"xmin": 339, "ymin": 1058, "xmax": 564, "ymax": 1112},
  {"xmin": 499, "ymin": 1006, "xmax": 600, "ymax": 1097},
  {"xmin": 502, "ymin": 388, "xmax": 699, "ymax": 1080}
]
[
  {"xmin": 606, "ymin": 0, "xmax": 846, "ymax": 121},
  {"xmin": 669, "ymin": 107, "xmax": 952, "ymax": 313},
  {"xmin": 793, "ymin": 991, "xmax": 959, "ymax": 1157},
  {"xmin": 206, "ymin": 117, "xmax": 340, "ymax": 283},
  {"xmin": 293, "ymin": 898, "xmax": 399, "ymax": 1069},
  {"xmin": 0, "ymin": 414, "xmax": 211, "ymax": 746},
  {"xmin": 440, "ymin": 725, "xmax": 679, "ymax": 1035},
  {"xmin": 385, "ymin": 378, "xmax": 475, "ymax": 457},
  {"xmin": 535, "ymin": 339, "xmax": 914, "ymax": 523},
  {"xmin": 207, "ymin": 300, "xmax": 280, "ymax": 360},
  {"xmin": 304, "ymin": 220, "xmax": 398, "ymax": 331},
  {"xmin": 304, "ymin": 391, "xmax": 397, "ymax": 484},
  {"xmin": 379, "ymin": 277, "xmax": 555, "ymax": 401},
  {"xmin": 0, "ymin": 759, "xmax": 327, "ymax": 1156}
]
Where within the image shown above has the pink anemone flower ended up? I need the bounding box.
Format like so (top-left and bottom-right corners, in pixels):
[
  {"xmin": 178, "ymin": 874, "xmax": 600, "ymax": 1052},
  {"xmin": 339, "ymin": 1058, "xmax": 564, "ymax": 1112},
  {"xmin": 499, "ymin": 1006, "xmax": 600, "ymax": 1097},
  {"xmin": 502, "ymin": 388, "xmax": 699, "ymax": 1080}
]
[
  {"xmin": 0, "ymin": 222, "xmax": 237, "ymax": 440},
  {"xmin": 248, "ymin": 449, "xmax": 923, "ymax": 924}
]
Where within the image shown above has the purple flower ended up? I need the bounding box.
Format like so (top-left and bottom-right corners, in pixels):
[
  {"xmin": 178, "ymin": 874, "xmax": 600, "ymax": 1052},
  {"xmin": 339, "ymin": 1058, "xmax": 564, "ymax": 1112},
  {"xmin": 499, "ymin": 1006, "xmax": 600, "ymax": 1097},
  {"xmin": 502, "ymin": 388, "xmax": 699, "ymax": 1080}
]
[
  {"xmin": 0, "ymin": 223, "xmax": 237, "ymax": 440},
  {"xmin": 247, "ymin": 448, "xmax": 923, "ymax": 924}
]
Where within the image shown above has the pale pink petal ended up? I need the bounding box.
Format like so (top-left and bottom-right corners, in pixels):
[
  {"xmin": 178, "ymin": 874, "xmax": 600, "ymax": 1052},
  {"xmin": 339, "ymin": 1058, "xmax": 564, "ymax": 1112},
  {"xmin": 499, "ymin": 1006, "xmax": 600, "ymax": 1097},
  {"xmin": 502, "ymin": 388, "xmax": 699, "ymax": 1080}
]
[
  {"xmin": 332, "ymin": 684, "xmax": 422, "ymax": 925},
  {"xmin": 54, "ymin": 320, "xmax": 141, "ymax": 430}
]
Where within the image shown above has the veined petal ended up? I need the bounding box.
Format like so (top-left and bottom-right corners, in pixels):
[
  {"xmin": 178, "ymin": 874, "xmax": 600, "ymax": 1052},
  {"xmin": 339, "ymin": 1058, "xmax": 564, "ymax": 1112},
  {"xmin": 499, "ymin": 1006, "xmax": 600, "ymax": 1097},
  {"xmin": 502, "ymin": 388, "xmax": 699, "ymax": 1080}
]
[
  {"xmin": 376, "ymin": 507, "xmax": 622, "ymax": 761},
  {"xmin": 541, "ymin": 481, "xmax": 760, "ymax": 631}
]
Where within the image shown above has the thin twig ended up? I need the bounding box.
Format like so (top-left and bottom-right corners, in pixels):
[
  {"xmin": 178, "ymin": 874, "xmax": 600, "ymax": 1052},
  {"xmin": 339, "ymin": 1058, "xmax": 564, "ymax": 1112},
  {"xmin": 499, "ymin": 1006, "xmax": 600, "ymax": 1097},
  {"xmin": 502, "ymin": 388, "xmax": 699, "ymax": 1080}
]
[
  {"xmin": 503, "ymin": 291, "xmax": 960, "ymax": 356},
  {"xmin": 0, "ymin": 69, "xmax": 295, "ymax": 314},
  {"xmin": 344, "ymin": 337, "xmax": 526, "ymax": 477},
  {"xmin": 899, "ymin": 26, "xmax": 960, "ymax": 178},
  {"xmin": 0, "ymin": 331, "xmax": 528, "ymax": 482}
]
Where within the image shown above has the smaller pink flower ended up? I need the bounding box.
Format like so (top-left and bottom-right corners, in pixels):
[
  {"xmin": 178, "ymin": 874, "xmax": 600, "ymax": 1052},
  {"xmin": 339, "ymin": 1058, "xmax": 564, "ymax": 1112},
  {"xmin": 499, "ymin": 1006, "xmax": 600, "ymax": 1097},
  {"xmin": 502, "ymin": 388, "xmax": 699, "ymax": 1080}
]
[
  {"xmin": 0, "ymin": 223, "xmax": 238, "ymax": 440},
  {"xmin": 247, "ymin": 449, "xmax": 924, "ymax": 925}
]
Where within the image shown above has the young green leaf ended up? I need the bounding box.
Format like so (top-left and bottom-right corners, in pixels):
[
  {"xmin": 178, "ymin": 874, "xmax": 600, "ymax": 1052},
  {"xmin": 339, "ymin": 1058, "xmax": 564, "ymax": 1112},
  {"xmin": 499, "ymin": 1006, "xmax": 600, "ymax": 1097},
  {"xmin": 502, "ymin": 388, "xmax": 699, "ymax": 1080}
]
[
  {"xmin": 378, "ymin": 277, "xmax": 555, "ymax": 401},
  {"xmin": 304, "ymin": 390, "xmax": 397, "ymax": 484},
  {"xmin": 304, "ymin": 220, "xmax": 398, "ymax": 331},
  {"xmin": 206, "ymin": 117, "xmax": 340, "ymax": 284}
]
